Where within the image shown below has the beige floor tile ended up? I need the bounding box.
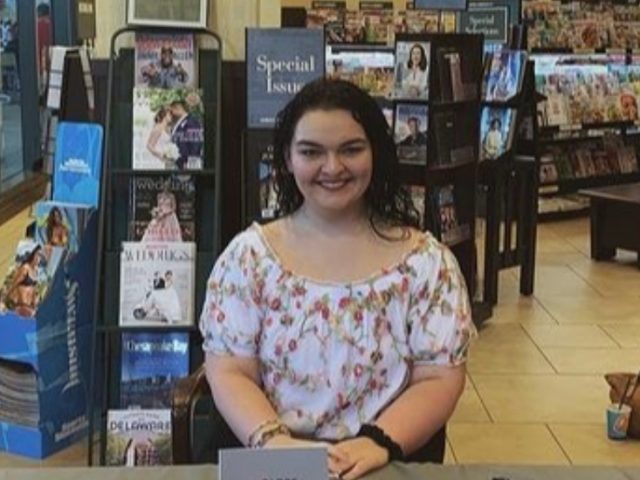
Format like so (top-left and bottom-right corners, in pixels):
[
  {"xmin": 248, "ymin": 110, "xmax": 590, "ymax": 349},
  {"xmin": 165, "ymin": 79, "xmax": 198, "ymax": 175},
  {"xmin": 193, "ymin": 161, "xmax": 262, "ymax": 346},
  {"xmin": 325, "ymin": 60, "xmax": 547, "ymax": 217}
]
[
  {"xmin": 489, "ymin": 298, "xmax": 558, "ymax": 325},
  {"xmin": 468, "ymin": 324, "xmax": 555, "ymax": 374},
  {"xmin": 449, "ymin": 379, "xmax": 492, "ymax": 424},
  {"xmin": 602, "ymin": 325, "xmax": 640, "ymax": 348},
  {"xmin": 540, "ymin": 296, "xmax": 640, "ymax": 325},
  {"xmin": 0, "ymin": 440, "xmax": 87, "ymax": 468},
  {"xmin": 471, "ymin": 374, "xmax": 607, "ymax": 424},
  {"xmin": 448, "ymin": 423, "xmax": 569, "ymax": 465},
  {"xmin": 535, "ymin": 251, "xmax": 590, "ymax": 267},
  {"xmin": 533, "ymin": 266, "xmax": 601, "ymax": 299},
  {"xmin": 444, "ymin": 439, "xmax": 457, "ymax": 465},
  {"xmin": 568, "ymin": 260, "xmax": 640, "ymax": 297},
  {"xmin": 524, "ymin": 325, "xmax": 618, "ymax": 348},
  {"xmin": 542, "ymin": 347, "xmax": 640, "ymax": 375},
  {"xmin": 550, "ymin": 424, "xmax": 640, "ymax": 466}
]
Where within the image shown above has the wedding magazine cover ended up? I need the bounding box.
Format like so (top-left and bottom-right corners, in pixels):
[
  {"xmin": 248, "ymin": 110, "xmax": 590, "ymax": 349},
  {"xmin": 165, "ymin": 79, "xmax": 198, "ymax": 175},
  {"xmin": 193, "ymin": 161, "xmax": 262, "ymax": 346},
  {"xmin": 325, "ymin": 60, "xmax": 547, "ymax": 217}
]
[
  {"xmin": 106, "ymin": 409, "xmax": 172, "ymax": 466},
  {"xmin": 394, "ymin": 40, "xmax": 431, "ymax": 100},
  {"xmin": 129, "ymin": 175, "xmax": 196, "ymax": 242},
  {"xmin": 119, "ymin": 242, "xmax": 196, "ymax": 327},
  {"xmin": 132, "ymin": 87, "xmax": 204, "ymax": 170}
]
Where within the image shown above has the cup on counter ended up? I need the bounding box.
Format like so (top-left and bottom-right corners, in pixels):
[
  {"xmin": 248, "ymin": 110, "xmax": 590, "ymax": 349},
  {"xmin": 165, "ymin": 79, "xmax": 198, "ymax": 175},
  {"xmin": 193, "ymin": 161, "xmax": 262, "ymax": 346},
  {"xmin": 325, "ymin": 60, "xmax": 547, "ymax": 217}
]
[{"xmin": 607, "ymin": 403, "xmax": 631, "ymax": 440}]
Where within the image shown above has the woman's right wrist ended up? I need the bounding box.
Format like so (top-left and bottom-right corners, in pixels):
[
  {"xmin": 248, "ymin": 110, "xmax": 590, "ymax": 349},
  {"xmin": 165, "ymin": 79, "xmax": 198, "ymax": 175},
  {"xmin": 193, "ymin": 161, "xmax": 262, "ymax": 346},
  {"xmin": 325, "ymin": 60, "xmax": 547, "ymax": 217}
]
[{"xmin": 247, "ymin": 419, "xmax": 291, "ymax": 448}]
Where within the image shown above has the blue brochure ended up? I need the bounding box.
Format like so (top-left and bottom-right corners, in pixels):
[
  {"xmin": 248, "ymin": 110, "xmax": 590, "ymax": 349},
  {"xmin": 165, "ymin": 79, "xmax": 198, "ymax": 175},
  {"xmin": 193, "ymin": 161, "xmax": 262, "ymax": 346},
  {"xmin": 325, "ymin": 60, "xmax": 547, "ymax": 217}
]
[{"xmin": 52, "ymin": 122, "xmax": 104, "ymax": 208}]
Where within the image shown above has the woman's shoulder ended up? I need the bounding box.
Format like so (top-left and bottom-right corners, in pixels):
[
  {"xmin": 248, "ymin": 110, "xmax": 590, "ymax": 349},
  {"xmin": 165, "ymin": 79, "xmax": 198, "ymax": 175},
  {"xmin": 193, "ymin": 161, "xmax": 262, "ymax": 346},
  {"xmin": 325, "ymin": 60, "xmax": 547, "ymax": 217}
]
[
  {"xmin": 403, "ymin": 227, "xmax": 457, "ymax": 270},
  {"xmin": 220, "ymin": 222, "xmax": 267, "ymax": 259}
]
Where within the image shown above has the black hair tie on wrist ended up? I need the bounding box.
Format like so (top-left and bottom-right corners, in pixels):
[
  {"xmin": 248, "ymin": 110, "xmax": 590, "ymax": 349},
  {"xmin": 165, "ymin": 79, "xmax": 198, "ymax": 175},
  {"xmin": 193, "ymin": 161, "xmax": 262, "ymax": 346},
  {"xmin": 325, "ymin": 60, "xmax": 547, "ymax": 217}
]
[{"xmin": 356, "ymin": 424, "xmax": 404, "ymax": 462}]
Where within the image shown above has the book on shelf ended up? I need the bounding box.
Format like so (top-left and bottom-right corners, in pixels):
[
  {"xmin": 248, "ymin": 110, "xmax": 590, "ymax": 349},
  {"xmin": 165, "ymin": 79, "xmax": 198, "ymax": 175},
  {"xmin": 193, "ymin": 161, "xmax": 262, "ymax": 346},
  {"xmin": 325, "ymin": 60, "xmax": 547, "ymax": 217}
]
[
  {"xmin": 0, "ymin": 359, "xmax": 39, "ymax": 428},
  {"xmin": 52, "ymin": 122, "xmax": 104, "ymax": 208},
  {"xmin": 106, "ymin": 409, "xmax": 172, "ymax": 466},
  {"xmin": 358, "ymin": 2, "xmax": 394, "ymax": 45},
  {"xmin": 539, "ymin": 161, "xmax": 558, "ymax": 184},
  {"xmin": 307, "ymin": 1, "xmax": 347, "ymax": 44},
  {"xmin": 438, "ymin": 48, "xmax": 475, "ymax": 102},
  {"xmin": 246, "ymin": 28, "xmax": 325, "ymax": 129},
  {"xmin": 0, "ymin": 240, "xmax": 66, "ymax": 318},
  {"xmin": 129, "ymin": 175, "xmax": 196, "ymax": 242},
  {"xmin": 430, "ymin": 184, "xmax": 471, "ymax": 246},
  {"xmin": 618, "ymin": 145, "xmax": 639, "ymax": 173},
  {"xmin": 393, "ymin": 40, "xmax": 430, "ymax": 100},
  {"xmin": 394, "ymin": 102, "xmax": 428, "ymax": 165},
  {"xmin": 119, "ymin": 242, "xmax": 196, "ymax": 327},
  {"xmin": 134, "ymin": 32, "xmax": 196, "ymax": 89},
  {"xmin": 480, "ymin": 107, "xmax": 516, "ymax": 161},
  {"xmin": 33, "ymin": 201, "xmax": 93, "ymax": 255},
  {"xmin": 405, "ymin": 8, "xmax": 440, "ymax": 34},
  {"xmin": 325, "ymin": 45, "xmax": 395, "ymax": 99},
  {"xmin": 120, "ymin": 332, "xmax": 190, "ymax": 409},
  {"xmin": 132, "ymin": 87, "xmax": 205, "ymax": 171},
  {"xmin": 432, "ymin": 111, "xmax": 455, "ymax": 166},
  {"xmin": 482, "ymin": 49, "xmax": 526, "ymax": 103}
]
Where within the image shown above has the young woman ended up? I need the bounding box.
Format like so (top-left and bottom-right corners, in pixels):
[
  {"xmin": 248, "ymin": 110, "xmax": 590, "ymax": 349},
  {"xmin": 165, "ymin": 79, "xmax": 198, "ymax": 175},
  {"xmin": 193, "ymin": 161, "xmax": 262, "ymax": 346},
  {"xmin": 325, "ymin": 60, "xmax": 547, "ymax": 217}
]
[
  {"xmin": 400, "ymin": 43, "xmax": 429, "ymax": 99},
  {"xmin": 6, "ymin": 245, "xmax": 43, "ymax": 317},
  {"xmin": 45, "ymin": 206, "xmax": 69, "ymax": 247},
  {"xmin": 200, "ymin": 79, "xmax": 474, "ymax": 479}
]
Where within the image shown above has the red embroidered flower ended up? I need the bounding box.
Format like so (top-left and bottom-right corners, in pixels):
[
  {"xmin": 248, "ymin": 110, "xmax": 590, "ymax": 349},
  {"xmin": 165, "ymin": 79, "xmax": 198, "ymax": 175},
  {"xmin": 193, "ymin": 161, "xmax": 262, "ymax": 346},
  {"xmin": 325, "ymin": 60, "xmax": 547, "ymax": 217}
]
[
  {"xmin": 265, "ymin": 316, "xmax": 273, "ymax": 327},
  {"xmin": 275, "ymin": 345, "xmax": 283, "ymax": 357},
  {"xmin": 339, "ymin": 297, "xmax": 351, "ymax": 309},
  {"xmin": 369, "ymin": 379, "xmax": 378, "ymax": 389},
  {"xmin": 288, "ymin": 339, "xmax": 298, "ymax": 352},
  {"xmin": 401, "ymin": 277, "xmax": 410, "ymax": 293},
  {"xmin": 322, "ymin": 307, "xmax": 330, "ymax": 320},
  {"xmin": 216, "ymin": 311, "xmax": 226, "ymax": 323},
  {"xmin": 270, "ymin": 298, "xmax": 281, "ymax": 310},
  {"xmin": 354, "ymin": 364, "xmax": 363, "ymax": 377},
  {"xmin": 354, "ymin": 310, "xmax": 363, "ymax": 323}
]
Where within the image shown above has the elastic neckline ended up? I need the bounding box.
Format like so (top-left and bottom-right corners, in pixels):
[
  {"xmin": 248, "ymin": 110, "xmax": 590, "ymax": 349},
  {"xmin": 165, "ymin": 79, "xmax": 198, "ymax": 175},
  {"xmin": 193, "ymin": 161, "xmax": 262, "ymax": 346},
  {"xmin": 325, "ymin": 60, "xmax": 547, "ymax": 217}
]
[{"xmin": 250, "ymin": 221, "xmax": 428, "ymax": 288}]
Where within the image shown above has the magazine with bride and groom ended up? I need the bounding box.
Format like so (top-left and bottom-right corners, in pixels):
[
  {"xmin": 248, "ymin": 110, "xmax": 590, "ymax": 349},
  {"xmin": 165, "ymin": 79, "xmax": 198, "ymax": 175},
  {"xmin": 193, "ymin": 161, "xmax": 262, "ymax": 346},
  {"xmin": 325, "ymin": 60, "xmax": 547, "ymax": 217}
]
[{"xmin": 132, "ymin": 87, "xmax": 205, "ymax": 170}]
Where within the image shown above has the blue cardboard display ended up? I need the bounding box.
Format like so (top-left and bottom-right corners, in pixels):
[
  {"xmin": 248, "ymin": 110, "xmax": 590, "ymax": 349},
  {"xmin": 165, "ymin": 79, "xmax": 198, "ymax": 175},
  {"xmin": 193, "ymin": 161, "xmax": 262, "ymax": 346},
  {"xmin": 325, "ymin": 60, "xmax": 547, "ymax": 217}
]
[{"xmin": 0, "ymin": 212, "xmax": 98, "ymax": 459}]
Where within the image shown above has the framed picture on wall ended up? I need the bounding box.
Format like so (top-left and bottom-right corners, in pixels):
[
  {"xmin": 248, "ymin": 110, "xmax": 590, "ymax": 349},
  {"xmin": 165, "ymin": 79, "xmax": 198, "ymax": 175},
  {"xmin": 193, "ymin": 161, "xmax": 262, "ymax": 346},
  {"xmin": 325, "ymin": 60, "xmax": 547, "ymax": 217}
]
[{"xmin": 127, "ymin": 0, "xmax": 208, "ymax": 29}]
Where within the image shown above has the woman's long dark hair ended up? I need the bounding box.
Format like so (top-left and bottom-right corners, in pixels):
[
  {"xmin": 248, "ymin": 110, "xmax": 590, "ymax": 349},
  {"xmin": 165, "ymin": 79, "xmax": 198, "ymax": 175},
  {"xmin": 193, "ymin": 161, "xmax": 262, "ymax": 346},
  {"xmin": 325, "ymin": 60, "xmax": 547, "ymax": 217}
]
[
  {"xmin": 407, "ymin": 43, "xmax": 427, "ymax": 71},
  {"xmin": 272, "ymin": 78, "xmax": 421, "ymax": 237}
]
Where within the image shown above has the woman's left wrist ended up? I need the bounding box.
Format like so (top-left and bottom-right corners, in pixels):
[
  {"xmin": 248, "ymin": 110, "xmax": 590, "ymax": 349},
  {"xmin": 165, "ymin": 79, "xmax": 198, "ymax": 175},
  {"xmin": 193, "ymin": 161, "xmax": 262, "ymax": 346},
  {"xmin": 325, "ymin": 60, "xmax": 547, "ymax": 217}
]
[{"xmin": 356, "ymin": 424, "xmax": 404, "ymax": 462}]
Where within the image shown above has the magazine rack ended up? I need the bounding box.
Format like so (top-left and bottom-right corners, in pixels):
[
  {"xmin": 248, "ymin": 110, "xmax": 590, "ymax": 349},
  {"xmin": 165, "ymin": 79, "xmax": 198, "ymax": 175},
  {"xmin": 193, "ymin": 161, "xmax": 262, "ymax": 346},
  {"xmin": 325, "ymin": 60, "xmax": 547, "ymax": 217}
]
[
  {"xmin": 87, "ymin": 26, "xmax": 222, "ymax": 466},
  {"xmin": 0, "ymin": 211, "xmax": 98, "ymax": 459},
  {"xmin": 393, "ymin": 33, "xmax": 489, "ymax": 325},
  {"xmin": 479, "ymin": 60, "xmax": 541, "ymax": 305}
]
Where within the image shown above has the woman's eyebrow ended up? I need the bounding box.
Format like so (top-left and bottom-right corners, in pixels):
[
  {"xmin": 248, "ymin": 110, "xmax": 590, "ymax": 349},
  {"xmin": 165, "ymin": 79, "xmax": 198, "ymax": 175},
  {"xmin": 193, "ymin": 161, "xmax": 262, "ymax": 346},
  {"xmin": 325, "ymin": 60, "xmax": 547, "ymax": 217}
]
[{"xmin": 294, "ymin": 138, "xmax": 368, "ymax": 148}]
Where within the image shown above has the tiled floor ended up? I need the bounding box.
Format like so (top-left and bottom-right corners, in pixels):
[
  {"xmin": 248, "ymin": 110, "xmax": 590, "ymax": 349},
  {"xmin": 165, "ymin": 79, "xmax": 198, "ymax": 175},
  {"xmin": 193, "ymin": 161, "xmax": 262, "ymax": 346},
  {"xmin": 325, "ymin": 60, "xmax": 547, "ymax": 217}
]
[{"xmin": 0, "ymin": 210, "xmax": 639, "ymax": 467}]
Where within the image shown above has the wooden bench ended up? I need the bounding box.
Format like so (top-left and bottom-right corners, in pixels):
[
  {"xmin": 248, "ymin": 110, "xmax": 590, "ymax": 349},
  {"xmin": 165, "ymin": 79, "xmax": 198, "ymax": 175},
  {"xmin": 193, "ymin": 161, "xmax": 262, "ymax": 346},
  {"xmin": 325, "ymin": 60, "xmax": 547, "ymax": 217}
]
[{"xmin": 580, "ymin": 182, "xmax": 640, "ymax": 266}]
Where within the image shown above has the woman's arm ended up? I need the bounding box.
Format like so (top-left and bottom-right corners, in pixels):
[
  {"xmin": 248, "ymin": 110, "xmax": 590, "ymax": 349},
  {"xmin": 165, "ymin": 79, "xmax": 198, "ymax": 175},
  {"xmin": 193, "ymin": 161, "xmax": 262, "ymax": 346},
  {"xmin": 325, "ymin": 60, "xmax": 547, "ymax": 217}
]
[
  {"xmin": 375, "ymin": 363, "xmax": 466, "ymax": 455},
  {"xmin": 205, "ymin": 353, "xmax": 280, "ymax": 445},
  {"xmin": 146, "ymin": 127, "xmax": 163, "ymax": 159}
]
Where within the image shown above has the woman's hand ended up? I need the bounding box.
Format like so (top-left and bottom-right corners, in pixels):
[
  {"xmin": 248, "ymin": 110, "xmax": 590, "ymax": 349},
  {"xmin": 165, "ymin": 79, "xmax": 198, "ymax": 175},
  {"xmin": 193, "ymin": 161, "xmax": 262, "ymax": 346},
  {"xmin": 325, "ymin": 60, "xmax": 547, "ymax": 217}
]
[{"xmin": 331, "ymin": 437, "xmax": 389, "ymax": 480}]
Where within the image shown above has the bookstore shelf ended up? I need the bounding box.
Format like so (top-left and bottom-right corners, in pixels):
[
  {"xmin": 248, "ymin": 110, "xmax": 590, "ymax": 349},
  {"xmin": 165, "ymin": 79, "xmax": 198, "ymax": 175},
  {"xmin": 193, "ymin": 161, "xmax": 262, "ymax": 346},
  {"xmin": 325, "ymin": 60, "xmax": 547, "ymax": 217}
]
[
  {"xmin": 539, "ymin": 172, "xmax": 640, "ymax": 195},
  {"xmin": 88, "ymin": 25, "xmax": 223, "ymax": 466}
]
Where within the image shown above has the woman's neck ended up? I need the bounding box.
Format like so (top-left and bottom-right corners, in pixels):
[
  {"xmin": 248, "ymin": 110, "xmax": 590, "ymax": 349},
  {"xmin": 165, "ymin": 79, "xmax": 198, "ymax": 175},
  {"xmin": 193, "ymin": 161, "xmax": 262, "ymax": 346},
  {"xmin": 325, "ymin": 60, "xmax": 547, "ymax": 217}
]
[{"xmin": 291, "ymin": 203, "xmax": 370, "ymax": 238}]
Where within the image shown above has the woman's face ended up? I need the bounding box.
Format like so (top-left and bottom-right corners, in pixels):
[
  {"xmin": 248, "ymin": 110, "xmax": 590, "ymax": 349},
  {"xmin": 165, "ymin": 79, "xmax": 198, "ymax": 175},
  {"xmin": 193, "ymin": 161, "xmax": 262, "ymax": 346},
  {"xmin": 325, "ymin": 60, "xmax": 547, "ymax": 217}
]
[
  {"xmin": 53, "ymin": 209, "xmax": 62, "ymax": 223},
  {"xmin": 287, "ymin": 109, "xmax": 373, "ymax": 218},
  {"xmin": 410, "ymin": 46, "xmax": 423, "ymax": 66}
]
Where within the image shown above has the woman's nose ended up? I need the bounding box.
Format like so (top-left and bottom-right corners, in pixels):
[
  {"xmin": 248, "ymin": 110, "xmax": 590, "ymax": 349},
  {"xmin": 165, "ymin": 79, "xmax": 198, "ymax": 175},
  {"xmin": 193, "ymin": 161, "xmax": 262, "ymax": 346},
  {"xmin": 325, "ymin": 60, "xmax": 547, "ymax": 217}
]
[{"xmin": 323, "ymin": 151, "xmax": 345, "ymax": 173}]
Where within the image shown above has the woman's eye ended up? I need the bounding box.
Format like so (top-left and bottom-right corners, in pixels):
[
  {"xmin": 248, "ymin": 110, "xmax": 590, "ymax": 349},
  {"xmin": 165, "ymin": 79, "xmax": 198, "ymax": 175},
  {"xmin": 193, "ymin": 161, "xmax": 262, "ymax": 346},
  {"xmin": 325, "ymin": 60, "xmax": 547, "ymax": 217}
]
[
  {"xmin": 300, "ymin": 149, "xmax": 322, "ymax": 158},
  {"xmin": 341, "ymin": 146, "xmax": 364, "ymax": 156}
]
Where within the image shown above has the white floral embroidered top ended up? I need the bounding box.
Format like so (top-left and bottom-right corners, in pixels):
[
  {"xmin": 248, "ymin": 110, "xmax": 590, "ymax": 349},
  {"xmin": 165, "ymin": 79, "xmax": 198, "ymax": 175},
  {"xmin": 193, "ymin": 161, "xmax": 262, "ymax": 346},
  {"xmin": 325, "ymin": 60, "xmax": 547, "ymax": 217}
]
[{"xmin": 200, "ymin": 223, "xmax": 476, "ymax": 440}]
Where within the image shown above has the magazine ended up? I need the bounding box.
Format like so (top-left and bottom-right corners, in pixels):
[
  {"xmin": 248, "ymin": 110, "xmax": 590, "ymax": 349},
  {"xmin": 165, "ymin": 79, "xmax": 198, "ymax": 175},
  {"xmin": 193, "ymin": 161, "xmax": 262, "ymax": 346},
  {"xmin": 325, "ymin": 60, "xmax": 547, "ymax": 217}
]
[
  {"xmin": 437, "ymin": 48, "xmax": 474, "ymax": 101},
  {"xmin": 106, "ymin": 409, "xmax": 172, "ymax": 466},
  {"xmin": 0, "ymin": 240, "xmax": 66, "ymax": 318},
  {"xmin": 405, "ymin": 9, "xmax": 440, "ymax": 34},
  {"xmin": 325, "ymin": 45, "xmax": 395, "ymax": 98},
  {"xmin": 246, "ymin": 28, "xmax": 325, "ymax": 128},
  {"xmin": 358, "ymin": 2, "xmax": 394, "ymax": 45},
  {"xmin": 394, "ymin": 103, "xmax": 428, "ymax": 165},
  {"xmin": 307, "ymin": 1, "xmax": 347, "ymax": 43},
  {"xmin": 393, "ymin": 40, "xmax": 430, "ymax": 100},
  {"xmin": 257, "ymin": 142, "xmax": 278, "ymax": 221},
  {"xmin": 119, "ymin": 242, "xmax": 196, "ymax": 327},
  {"xmin": 0, "ymin": 359, "xmax": 39, "ymax": 428},
  {"xmin": 34, "ymin": 201, "xmax": 92, "ymax": 254},
  {"xmin": 480, "ymin": 107, "xmax": 516, "ymax": 161},
  {"xmin": 430, "ymin": 185, "xmax": 470, "ymax": 246},
  {"xmin": 52, "ymin": 122, "xmax": 104, "ymax": 208},
  {"xmin": 135, "ymin": 33, "xmax": 195, "ymax": 89},
  {"xmin": 132, "ymin": 87, "xmax": 204, "ymax": 171},
  {"xmin": 482, "ymin": 50, "xmax": 526, "ymax": 102},
  {"xmin": 120, "ymin": 332, "xmax": 189, "ymax": 409},
  {"xmin": 129, "ymin": 175, "xmax": 196, "ymax": 242}
]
